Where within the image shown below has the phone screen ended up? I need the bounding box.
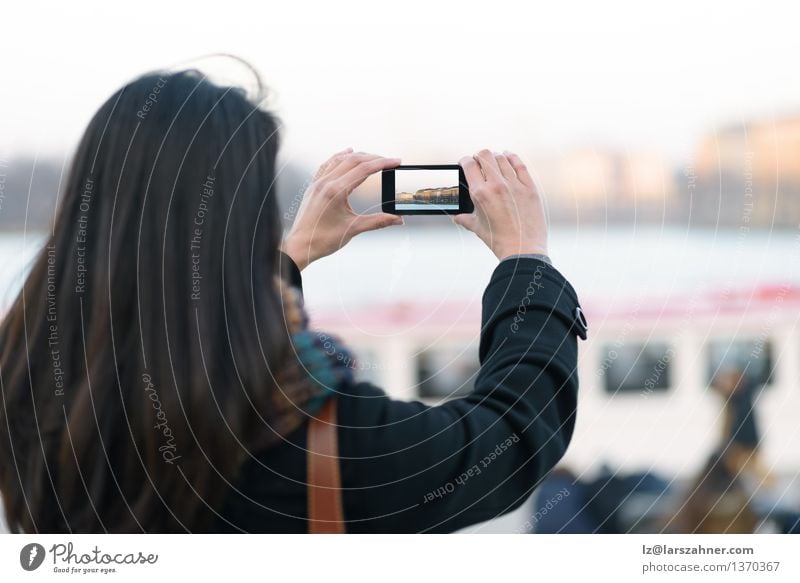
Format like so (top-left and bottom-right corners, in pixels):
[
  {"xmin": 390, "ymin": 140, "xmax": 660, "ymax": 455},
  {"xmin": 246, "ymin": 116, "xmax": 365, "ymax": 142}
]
[{"xmin": 393, "ymin": 167, "xmax": 461, "ymax": 211}]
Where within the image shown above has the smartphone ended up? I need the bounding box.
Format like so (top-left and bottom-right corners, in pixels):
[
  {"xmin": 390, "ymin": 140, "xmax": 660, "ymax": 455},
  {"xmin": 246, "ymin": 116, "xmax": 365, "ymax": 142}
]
[{"xmin": 382, "ymin": 165, "xmax": 472, "ymax": 215}]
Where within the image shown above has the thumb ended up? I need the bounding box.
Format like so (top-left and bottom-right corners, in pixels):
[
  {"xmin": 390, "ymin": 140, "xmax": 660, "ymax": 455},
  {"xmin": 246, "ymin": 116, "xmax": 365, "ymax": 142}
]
[
  {"xmin": 352, "ymin": 212, "xmax": 404, "ymax": 235},
  {"xmin": 452, "ymin": 212, "xmax": 479, "ymax": 233}
]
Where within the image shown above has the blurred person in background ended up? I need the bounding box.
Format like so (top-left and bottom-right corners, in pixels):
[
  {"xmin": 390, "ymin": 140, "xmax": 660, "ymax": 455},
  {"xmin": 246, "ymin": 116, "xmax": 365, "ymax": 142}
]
[
  {"xmin": 673, "ymin": 452, "xmax": 759, "ymax": 534},
  {"xmin": 712, "ymin": 367, "xmax": 773, "ymax": 488},
  {"xmin": 673, "ymin": 366, "xmax": 772, "ymax": 534},
  {"xmin": 0, "ymin": 65, "xmax": 586, "ymax": 533}
]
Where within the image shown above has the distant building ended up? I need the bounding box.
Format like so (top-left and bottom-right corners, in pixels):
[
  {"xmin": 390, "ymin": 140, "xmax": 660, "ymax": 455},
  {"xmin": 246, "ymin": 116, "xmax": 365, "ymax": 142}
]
[
  {"xmin": 692, "ymin": 116, "xmax": 800, "ymax": 228},
  {"xmin": 413, "ymin": 186, "xmax": 458, "ymax": 205},
  {"xmin": 550, "ymin": 149, "xmax": 676, "ymax": 222}
]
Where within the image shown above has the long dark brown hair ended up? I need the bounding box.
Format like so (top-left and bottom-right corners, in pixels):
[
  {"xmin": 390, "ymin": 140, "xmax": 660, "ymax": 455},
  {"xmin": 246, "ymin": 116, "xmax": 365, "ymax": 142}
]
[{"xmin": 0, "ymin": 69, "xmax": 317, "ymax": 532}]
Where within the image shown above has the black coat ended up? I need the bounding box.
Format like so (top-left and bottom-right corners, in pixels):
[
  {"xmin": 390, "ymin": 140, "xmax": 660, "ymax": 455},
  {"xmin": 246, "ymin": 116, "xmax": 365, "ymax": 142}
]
[{"xmin": 217, "ymin": 256, "xmax": 585, "ymax": 532}]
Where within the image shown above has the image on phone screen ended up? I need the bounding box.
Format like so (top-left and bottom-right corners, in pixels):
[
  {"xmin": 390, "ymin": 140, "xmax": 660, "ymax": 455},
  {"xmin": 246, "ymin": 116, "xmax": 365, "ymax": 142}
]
[
  {"xmin": 382, "ymin": 165, "xmax": 471, "ymax": 215},
  {"xmin": 394, "ymin": 168, "xmax": 460, "ymax": 211}
]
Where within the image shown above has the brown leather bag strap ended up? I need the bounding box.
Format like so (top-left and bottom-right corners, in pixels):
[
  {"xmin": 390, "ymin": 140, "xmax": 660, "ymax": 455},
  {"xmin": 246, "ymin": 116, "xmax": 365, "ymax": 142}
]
[{"xmin": 307, "ymin": 398, "xmax": 345, "ymax": 533}]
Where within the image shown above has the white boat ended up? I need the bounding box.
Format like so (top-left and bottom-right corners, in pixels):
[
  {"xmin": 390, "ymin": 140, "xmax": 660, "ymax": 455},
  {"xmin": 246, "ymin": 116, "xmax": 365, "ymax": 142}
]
[{"xmin": 313, "ymin": 283, "xmax": 800, "ymax": 482}]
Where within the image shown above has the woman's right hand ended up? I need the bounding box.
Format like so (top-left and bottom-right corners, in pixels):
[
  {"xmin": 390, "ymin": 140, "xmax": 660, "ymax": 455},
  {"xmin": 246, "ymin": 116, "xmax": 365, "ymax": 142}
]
[
  {"xmin": 282, "ymin": 149, "xmax": 403, "ymax": 270},
  {"xmin": 454, "ymin": 150, "xmax": 548, "ymax": 261}
]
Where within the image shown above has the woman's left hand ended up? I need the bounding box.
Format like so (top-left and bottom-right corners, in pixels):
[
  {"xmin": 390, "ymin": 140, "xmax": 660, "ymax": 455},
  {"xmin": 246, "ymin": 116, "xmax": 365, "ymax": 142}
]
[{"xmin": 281, "ymin": 149, "xmax": 404, "ymax": 270}]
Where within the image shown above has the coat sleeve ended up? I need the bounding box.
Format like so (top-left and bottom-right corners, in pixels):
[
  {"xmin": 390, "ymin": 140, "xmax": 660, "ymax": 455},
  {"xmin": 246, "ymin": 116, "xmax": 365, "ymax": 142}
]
[
  {"xmin": 337, "ymin": 258, "xmax": 585, "ymax": 532},
  {"xmin": 279, "ymin": 252, "xmax": 303, "ymax": 291}
]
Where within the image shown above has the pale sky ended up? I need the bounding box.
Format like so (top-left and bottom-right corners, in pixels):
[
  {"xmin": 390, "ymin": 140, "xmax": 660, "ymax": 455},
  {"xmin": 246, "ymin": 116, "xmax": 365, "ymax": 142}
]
[
  {"xmin": 1, "ymin": 0, "xmax": 798, "ymax": 167},
  {"xmin": 395, "ymin": 169, "xmax": 460, "ymax": 194}
]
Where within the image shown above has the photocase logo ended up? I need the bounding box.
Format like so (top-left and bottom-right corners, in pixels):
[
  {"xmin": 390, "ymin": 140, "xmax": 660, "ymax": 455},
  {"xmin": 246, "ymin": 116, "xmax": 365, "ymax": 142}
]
[{"xmin": 19, "ymin": 543, "xmax": 46, "ymax": 571}]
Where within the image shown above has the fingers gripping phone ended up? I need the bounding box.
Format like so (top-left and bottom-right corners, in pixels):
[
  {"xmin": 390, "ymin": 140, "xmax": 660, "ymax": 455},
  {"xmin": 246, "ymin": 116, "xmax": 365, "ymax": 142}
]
[{"xmin": 382, "ymin": 165, "xmax": 473, "ymax": 215}]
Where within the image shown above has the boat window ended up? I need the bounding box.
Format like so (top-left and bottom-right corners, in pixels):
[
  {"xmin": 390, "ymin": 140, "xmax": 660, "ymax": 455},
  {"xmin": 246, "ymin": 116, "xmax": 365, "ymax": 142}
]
[
  {"xmin": 601, "ymin": 342, "xmax": 674, "ymax": 395},
  {"xmin": 706, "ymin": 338, "xmax": 774, "ymax": 387},
  {"xmin": 416, "ymin": 345, "xmax": 479, "ymax": 399}
]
